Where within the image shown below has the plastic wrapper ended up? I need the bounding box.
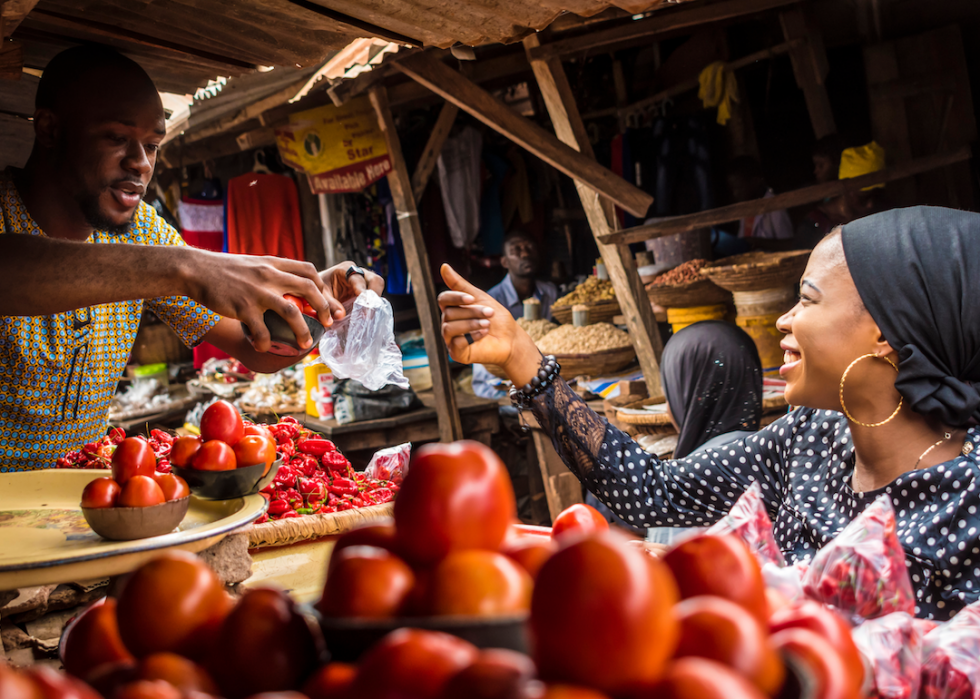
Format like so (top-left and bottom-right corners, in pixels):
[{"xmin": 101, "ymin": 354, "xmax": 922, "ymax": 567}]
[
  {"xmin": 763, "ymin": 561, "xmax": 805, "ymax": 603},
  {"xmin": 318, "ymin": 291, "xmax": 409, "ymax": 391},
  {"xmin": 365, "ymin": 443, "xmax": 411, "ymax": 485},
  {"xmin": 852, "ymin": 612, "xmax": 924, "ymax": 699},
  {"xmin": 802, "ymin": 494, "xmax": 915, "ymax": 622},
  {"xmin": 920, "ymin": 603, "xmax": 980, "ymax": 699},
  {"xmin": 707, "ymin": 481, "xmax": 786, "ymax": 567}
]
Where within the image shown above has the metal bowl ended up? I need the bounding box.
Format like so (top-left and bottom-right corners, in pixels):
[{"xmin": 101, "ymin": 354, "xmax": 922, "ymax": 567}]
[
  {"xmin": 242, "ymin": 310, "xmax": 325, "ymax": 357},
  {"xmin": 173, "ymin": 457, "xmax": 281, "ymax": 501},
  {"xmin": 82, "ymin": 497, "xmax": 190, "ymax": 541}
]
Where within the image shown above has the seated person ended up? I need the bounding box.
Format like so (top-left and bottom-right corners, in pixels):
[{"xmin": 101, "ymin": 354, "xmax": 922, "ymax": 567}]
[
  {"xmin": 729, "ymin": 156, "xmax": 793, "ymax": 241},
  {"xmin": 796, "ymin": 134, "xmax": 847, "ymax": 247},
  {"xmin": 830, "ymin": 141, "xmax": 889, "ymax": 224},
  {"xmin": 471, "ymin": 231, "xmax": 558, "ymax": 399}
]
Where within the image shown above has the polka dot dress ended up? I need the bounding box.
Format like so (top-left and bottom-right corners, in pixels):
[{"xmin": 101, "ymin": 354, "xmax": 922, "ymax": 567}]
[
  {"xmin": 0, "ymin": 172, "xmax": 221, "ymax": 472},
  {"xmin": 536, "ymin": 379, "xmax": 980, "ymax": 621}
]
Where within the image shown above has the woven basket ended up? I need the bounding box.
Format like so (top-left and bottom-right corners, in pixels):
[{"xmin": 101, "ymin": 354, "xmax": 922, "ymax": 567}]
[
  {"xmin": 554, "ymin": 345, "xmax": 636, "ymax": 378},
  {"xmin": 248, "ymin": 502, "xmax": 394, "ymax": 549},
  {"xmin": 613, "ymin": 397, "xmax": 677, "ymax": 435},
  {"xmin": 646, "ymin": 277, "xmax": 732, "ymax": 308},
  {"xmin": 699, "ymin": 250, "xmax": 812, "ymax": 292},
  {"xmin": 551, "ymin": 299, "xmax": 621, "ymax": 325}
]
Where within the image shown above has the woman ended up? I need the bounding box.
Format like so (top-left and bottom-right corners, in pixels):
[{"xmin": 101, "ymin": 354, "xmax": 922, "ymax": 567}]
[{"xmin": 439, "ymin": 206, "xmax": 980, "ymax": 620}]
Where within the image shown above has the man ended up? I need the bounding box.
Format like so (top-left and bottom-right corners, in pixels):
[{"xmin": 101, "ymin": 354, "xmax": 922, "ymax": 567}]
[
  {"xmin": 0, "ymin": 46, "xmax": 383, "ymax": 471},
  {"xmin": 471, "ymin": 231, "xmax": 557, "ymax": 399}
]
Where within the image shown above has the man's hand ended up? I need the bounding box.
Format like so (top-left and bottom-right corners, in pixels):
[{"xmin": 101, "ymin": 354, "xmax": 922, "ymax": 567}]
[{"xmin": 320, "ymin": 261, "xmax": 385, "ymax": 317}]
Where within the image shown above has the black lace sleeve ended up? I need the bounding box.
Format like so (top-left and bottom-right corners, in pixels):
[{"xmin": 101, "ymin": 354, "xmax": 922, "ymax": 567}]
[{"xmin": 528, "ymin": 378, "xmax": 794, "ymax": 529}]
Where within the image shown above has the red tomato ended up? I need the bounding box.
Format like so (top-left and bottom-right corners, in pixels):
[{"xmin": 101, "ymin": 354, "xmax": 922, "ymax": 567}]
[
  {"xmin": 117, "ymin": 551, "xmax": 233, "ymax": 659},
  {"xmin": 113, "ymin": 680, "xmax": 182, "ymax": 699},
  {"xmin": 768, "ymin": 601, "xmax": 864, "ymax": 694},
  {"xmin": 111, "ymin": 438, "xmax": 157, "ymax": 485},
  {"xmin": 440, "ymin": 649, "xmax": 536, "ymax": 699},
  {"xmin": 153, "ymin": 473, "xmax": 190, "ymax": 502},
  {"xmin": 673, "ymin": 596, "xmax": 784, "ymax": 696},
  {"xmin": 118, "ymin": 476, "xmax": 166, "ymax": 508},
  {"xmin": 233, "ymin": 435, "xmax": 277, "ymax": 473},
  {"xmin": 170, "ymin": 436, "xmax": 203, "ymax": 468},
  {"xmin": 0, "ymin": 663, "xmax": 43, "ymax": 699},
  {"xmin": 550, "ymin": 504, "xmax": 609, "ymax": 542},
  {"xmin": 23, "ymin": 666, "xmax": 102, "ymax": 699},
  {"xmin": 317, "ymin": 546, "xmax": 414, "ymax": 620},
  {"xmin": 645, "ymin": 658, "xmax": 768, "ymax": 699},
  {"xmin": 284, "ymin": 294, "xmax": 318, "ymax": 318},
  {"xmin": 62, "ymin": 599, "xmax": 133, "ymax": 680},
  {"xmin": 301, "ymin": 663, "xmax": 356, "ymax": 699},
  {"xmin": 136, "ymin": 654, "xmax": 217, "ymax": 695},
  {"xmin": 80, "ymin": 478, "xmax": 121, "ymax": 509},
  {"xmin": 206, "ymin": 587, "xmax": 323, "ymax": 699},
  {"xmin": 532, "ymin": 687, "xmax": 611, "ymax": 699},
  {"xmin": 84, "ymin": 662, "xmax": 138, "ymax": 698},
  {"xmin": 350, "ymin": 629, "xmax": 478, "ymax": 699},
  {"xmin": 394, "ymin": 440, "xmax": 516, "ymax": 566},
  {"xmin": 501, "ymin": 537, "xmax": 557, "ymax": 581},
  {"xmin": 330, "ymin": 521, "xmax": 398, "ymax": 564},
  {"xmin": 243, "ymin": 424, "xmax": 274, "ymax": 440},
  {"xmin": 200, "ymin": 400, "xmax": 244, "ymax": 446},
  {"xmin": 425, "ymin": 550, "xmax": 532, "ymax": 617},
  {"xmin": 530, "ymin": 533, "xmax": 679, "ymax": 695},
  {"xmin": 770, "ymin": 628, "xmax": 861, "ymax": 699},
  {"xmin": 191, "ymin": 440, "xmax": 237, "ymax": 471},
  {"xmin": 662, "ymin": 534, "xmax": 768, "ymax": 624}
]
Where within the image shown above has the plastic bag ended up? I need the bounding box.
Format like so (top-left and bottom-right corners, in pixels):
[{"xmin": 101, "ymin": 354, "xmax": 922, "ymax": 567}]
[
  {"xmin": 920, "ymin": 603, "xmax": 980, "ymax": 699},
  {"xmin": 852, "ymin": 612, "xmax": 924, "ymax": 699},
  {"xmin": 365, "ymin": 443, "xmax": 411, "ymax": 485},
  {"xmin": 802, "ymin": 494, "xmax": 916, "ymax": 622},
  {"xmin": 707, "ymin": 482, "xmax": 786, "ymax": 567},
  {"xmin": 762, "ymin": 561, "xmax": 805, "ymax": 603},
  {"xmin": 331, "ymin": 380, "xmax": 422, "ymax": 426},
  {"xmin": 318, "ymin": 291, "xmax": 409, "ymax": 391}
]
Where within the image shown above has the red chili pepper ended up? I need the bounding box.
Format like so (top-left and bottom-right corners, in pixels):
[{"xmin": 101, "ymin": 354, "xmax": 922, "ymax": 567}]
[
  {"xmin": 268, "ymin": 499, "xmax": 290, "ymax": 516},
  {"xmin": 322, "ymin": 451, "xmax": 349, "ymax": 471},
  {"xmin": 108, "ymin": 427, "xmax": 127, "ymax": 445},
  {"xmin": 279, "ymin": 511, "xmax": 301, "ymax": 519},
  {"xmin": 371, "ymin": 488, "xmax": 394, "ymax": 504},
  {"xmin": 329, "ymin": 477, "xmax": 358, "ymax": 496},
  {"xmin": 280, "ymin": 416, "xmax": 299, "ymax": 425},
  {"xmin": 254, "ymin": 514, "xmax": 270, "ymax": 524},
  {"xmin": 297, "ymin": 438, "xmax": 334, "ymax": 456},
  {"xmin": 334, "ymin": 501, "xmax": 353, "ymax": 512},
  {"xmin": 156, "ymin": 459, "xmax": 171, "ymax": 474}
]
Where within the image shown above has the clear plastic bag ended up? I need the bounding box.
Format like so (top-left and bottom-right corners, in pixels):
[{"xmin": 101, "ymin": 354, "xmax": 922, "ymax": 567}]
[
  {"xmin": 920, "ymin": 603, "xmax": 980, "ymax": 699},
  {"xmin": 853, "ymin": 612, "xmax": 924, "ymax": 699},
  {"xmin": 802, "ymin": 495, "xmax": 916, "ymax": 622},
  {"xmin": 317, "ymin": 291, "xmax": 409, "ymax": 391},
  {"xmin": 762, "ymin": 561, "xmax": 805, "ymax": 603},
  {"xmin": 364, "ymin": 443, "xmax": 412, "ymax": 485},
  {"xmin": 707, "ymin": 482, "xmax": 786, "ymax": 567}
]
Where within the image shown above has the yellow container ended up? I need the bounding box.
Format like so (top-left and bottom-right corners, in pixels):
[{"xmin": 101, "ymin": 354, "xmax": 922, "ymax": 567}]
[
  {"xmin": 736, "ymin": 312, "xmax": 784, "ymax": 376},
  {"xmin": 303, "ymin": 354, "xmax": 333, "ymax": 417},
  {"xmin": 666, "ymin": 304, "xmax": 728, "ymax": 333}
]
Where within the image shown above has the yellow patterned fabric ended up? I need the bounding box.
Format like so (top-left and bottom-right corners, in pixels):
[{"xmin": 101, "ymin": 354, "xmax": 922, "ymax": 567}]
[{"xmin": 0, "ymin": 171, "xmax": 221, "ymax": 471}]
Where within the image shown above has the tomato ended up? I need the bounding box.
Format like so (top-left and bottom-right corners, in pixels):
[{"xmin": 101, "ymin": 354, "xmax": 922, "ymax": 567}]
[
  {"xmin": 394, "ymin": 441, "xmax": 516, "ymax": 566},
  {"xmin": 243, "ymin": 423, "xmax": 274, "ymax": 440},
  {"xmin": 113, "ymin": 680, "xmax": 182, "ymax": 699},
  {"xmin": 191, "ymin": 440, "xmax": 237, "ymax": 471},
  {"xmin": 501, "ymin": 537, "xmax": 556, "ymax": 581},
  {"xmin": 425, "ymin": 550, "xmax": 532, "ymax": 617},
  {"xmin": 135, "ymin": 654, "xmax": 217, "ymax": 695},
  {"xmin": 350, "ymin": 629, "xmax": 478, "ymax": 699},
  {"xmin": 207, "ymin": 587, "xmax": 323, "ymax": 699},
  {"xmin": 170, "ymin": 436, "xmax": 203, "ymax": 468},
  {"xmin": 80, "ymin": 478, "xmax": 121, "ymax": 509},
  {"xmin": 330, "ymin": 521, "xmax": 398, "ymax": 564},
  {"xmin": 0, "ymin": 663, "xmax": 42, "ymax": 699},
  {"xmin": 117, "ymin": 551, "xmax": 233, "ymax": 659},
  {"xmin": 61, "ymin": 599, "xmax": 133, "ymax": 680},
  {"xmin": 285, "ymin": 294, "xmax": 318, "ymax": 318},
  {"xmin": 770, "ymin": 628, "xmax": 861, "ymax": 699},
  {"xmin": 768, "ymin": 601, "xmax": 863, "ymax": 694},
  {"xmin": 111, "ymin": 438, "xmax": 157, "ymax": 485},
  {"xmin": 200, "ymin": 400, "xmax": 244, "ymax": 445},
  {"xmin": 644, "ymin": 658, "xmax": 768, "ymax": 699},
  {"xmin": 317, "ymin": 546, "xmax": 414, "ymax": 619},
  {"xmin": 23, "ymin": 667, "xmax": 102, "ymax": 699},
  {"xmin": 530, "ymin": 533, "xmax": 679, "ymax": 695},
  {"xmin": 440, "ymin": 649, "xmax": 536, "ymax": 699},
  {"xmin": 532, "ymin": 686, "xmax": 611, "ymax": 699},
  {"xmin": 672, "ymin": 596, "xmax": 784, "ymax": 696},
  {"xmin": 153, "ymin": 473, "xmax": 189, "ymax": 502},
  {"xmin": 84, "ymin": 663, "xmax": 138, "ymax": 699},
  {"xmin": 118, "ymin": 476, "xmax": 166, "ymax": 508},
  {"xmin": 244, "ymin": 694, "xmax": 308, "ymax": 699},
  {"xmin": 234, "ymin": 435, "xmax": 277, "ymax": 473},
  {"xmin": 302, "ymin": 663, "xmax": 356, "ymax": 699},
  {"xmin": 550, "ymin": 504, "xmax": 609, "ymax": 542},
  {"xmin": 662, "ymin": 534, "xmax": 768, "ymax": 624}
]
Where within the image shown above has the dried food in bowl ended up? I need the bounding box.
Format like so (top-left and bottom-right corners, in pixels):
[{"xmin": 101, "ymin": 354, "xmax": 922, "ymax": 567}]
[
  {"xmin": 82, "ymin": 496, "xmax": 190, "ymax": 541},
  {"xmin": 173, "ymin": 457, "xmax": 281, "ymax": 501}
]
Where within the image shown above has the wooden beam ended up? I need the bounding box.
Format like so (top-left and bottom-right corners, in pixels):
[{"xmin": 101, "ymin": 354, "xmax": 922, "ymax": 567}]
[
  {"xmin": 1, "ymin": 0, "xmax": 40, "ymax": 39},
  {"xmin": 0, "ymin": 40, "xmax": 22, "ymax": 80},
  {"xmin": 779, "ymin": 6, "xmax": 835, "ymax": 138},
  {"xmin": 410, "ymin": 102, "xmax": 457, "ymax": 203},
  {"xmin": 524, "ymin": 34, "xmax": 664, "ymax": 394},
  {"xmin": 368, "ymin": 85, "xmax": 463, "ymax": 443},
  {"xmin": 527, "ymin": 0, "xmax": 800, "ymax": 61},
  {"xmin": 282, "ymin": 0, "xmax": 422, "ymax": 48},
  {"xmin": 599, "ymin": 147, "xmax": 973, "ymax": 245},
  {"xmin": 393, "ymin": 51, "xmax": 653, "ymax": 218}
]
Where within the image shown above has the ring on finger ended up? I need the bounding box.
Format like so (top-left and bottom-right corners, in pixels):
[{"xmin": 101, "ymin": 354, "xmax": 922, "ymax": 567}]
[{"xmin": 465, "ymin": 333, "xmax": 475, "ymax": 345}]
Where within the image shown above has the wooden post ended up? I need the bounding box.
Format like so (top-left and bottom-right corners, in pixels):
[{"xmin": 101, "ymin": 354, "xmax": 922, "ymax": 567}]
[
  {"xmin": 780, "ymin": 6, "xmax": 836, "ymax": 139},
  {"xmin": 524, "ymin": 34, "xmax": 664, "ymax": 396},
  {"xmin": 369, "ymin": 86, "xmax": 464, "ymax": 442},
  {"xmin": 411, "ymin": 102, "xmax": 458, "ymax": 203}
]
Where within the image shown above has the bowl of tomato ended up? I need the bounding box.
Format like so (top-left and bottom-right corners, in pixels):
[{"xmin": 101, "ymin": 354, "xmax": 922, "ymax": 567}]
[
  {"xmin": 173, "ymin": 456, "xmax": 281, "ymax": 501},
  {"xmin": 82, "ymin": 496, "xmax": 190, "ymax": 541}
]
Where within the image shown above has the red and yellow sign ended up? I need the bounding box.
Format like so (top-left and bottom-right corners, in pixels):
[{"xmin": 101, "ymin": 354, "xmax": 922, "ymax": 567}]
[{"xmin": 275, "ymin": 97, "xmax": 391, "ymax": 194}]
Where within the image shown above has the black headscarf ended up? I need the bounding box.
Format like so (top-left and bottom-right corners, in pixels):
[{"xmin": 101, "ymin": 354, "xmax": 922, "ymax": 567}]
[
  {"xmin": 841, "ymin": 206, "xmax": 980, "ymax": 427},
  {"xmin": 661, "ymin": 321, "xmax": 763, "ymax": 458}
]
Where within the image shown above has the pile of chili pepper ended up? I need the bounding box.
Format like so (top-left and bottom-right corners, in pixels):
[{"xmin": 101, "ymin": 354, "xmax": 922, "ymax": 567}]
[
  {"xmin": 56, "ymin": 428, "xmax": 175, "ymax": 472},
  {"xmin": 255, "ymin": 416, "xmax": 398, "ymax": 524}
]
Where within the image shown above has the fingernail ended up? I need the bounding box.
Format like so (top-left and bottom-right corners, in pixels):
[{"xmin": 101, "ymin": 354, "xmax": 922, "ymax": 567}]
[
  {"xmin": 462, "ymin": 294, "xmax": 475, "ymax": 303},
  {"xmin": 479, "ymin": 319, "xmax": 490, "ymax": 328},
  {"xmin": 483, "ymin": 307, "xmax": 494, "ymax": 317}
]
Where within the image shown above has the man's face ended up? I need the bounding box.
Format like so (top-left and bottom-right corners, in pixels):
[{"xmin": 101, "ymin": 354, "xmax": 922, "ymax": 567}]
[
  {"xmin": 501, "ymin": 237, "xmax": 539, "ymax": 277},
  {"xmin": 813, "ymin": 155, "xmax": 837, "ymax": 184}
]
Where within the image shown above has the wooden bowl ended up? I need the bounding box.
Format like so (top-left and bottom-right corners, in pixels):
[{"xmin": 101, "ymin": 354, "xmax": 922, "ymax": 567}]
[
  {"xmin": 82, "ymin": 497, "xmax": 190, "ymax": 541},
  {"xmin": 173, "ymin": 457, "xmax": 281, "ymax": 501},
  {"xmin": 699, "ymin": 250, "xmax": 812, "ymax": 292},
  {"xmin": 241, "ymin": 311, "xmax": 325, "ymax": 357},
  {"xmin": 645, "ymin": 276, "xmax": 732, "ymax": 308}
]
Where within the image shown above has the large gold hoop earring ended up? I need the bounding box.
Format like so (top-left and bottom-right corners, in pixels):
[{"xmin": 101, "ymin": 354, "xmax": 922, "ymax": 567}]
[{"xmin": 838, "ymin": 353, "xmax": 902, "ymax": 427}]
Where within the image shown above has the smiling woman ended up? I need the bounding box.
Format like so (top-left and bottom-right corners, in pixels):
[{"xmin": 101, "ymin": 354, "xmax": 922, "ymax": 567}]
[{"xmin": 437, "ymin": 206, "xmax": 980, "ymax": 620}]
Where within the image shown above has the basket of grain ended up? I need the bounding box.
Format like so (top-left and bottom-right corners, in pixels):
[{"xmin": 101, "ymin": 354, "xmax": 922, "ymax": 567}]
[
  {"xmin": 535, "ymin": 323, "xmax": 636, "ymax": 377},
  {"xmin": 645, "ymin": 259, "xmax": 731, "ymax": 308},
  {"xmin": 485, "ymin": 318, "xmax": 559, "ymax": 380},
  {"xmin": 551, "ymin": 277, "xmax": 620, "ymax": 325},
  {"xmin": 699, "ymin": 250, "xmax": 812, "ymax": 292}
]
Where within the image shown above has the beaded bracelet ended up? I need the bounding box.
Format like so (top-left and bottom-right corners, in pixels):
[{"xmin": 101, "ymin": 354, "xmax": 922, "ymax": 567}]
[{"xmin": 509, "ymin": 355, "xmax": 561, "ymax": 410}]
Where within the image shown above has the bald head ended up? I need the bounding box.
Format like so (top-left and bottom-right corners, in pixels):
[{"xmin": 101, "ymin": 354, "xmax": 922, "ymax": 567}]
[{"xmin": 36, "ymin": 45, "xmax": 160, "ymax": 116}]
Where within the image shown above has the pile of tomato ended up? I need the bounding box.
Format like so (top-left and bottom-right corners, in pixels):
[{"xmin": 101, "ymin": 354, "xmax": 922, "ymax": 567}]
[
  {"xmin": 81, "ymin": 437, "xmax": 189, "ymax": 509},
  {"xmin": 170, "ymin": 401, "xmax": 277, "ymax": 474}
]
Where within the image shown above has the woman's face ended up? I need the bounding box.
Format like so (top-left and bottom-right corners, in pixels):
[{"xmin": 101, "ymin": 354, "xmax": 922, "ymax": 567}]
[{"xmin": 776, "ymin": 235, "xmax": 890, "ymax": 410}]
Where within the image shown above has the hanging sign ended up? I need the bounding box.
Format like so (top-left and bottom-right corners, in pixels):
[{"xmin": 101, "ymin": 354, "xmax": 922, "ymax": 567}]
[{"xmin": 275, "ymin": 96, "xmax": 391, "ymax": 194}]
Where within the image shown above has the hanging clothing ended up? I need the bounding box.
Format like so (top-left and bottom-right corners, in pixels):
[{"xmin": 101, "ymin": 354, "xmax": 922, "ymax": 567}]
[
  {"xmin": 177, "ymin": 197, "xmax": 224, "ymax": 252},
  {"xmin": 698, "ymin": 61, "xmax": 738, "ymax": 126},
  {"xmin": 437, "ymin": 126, "xmax": 482, "ymax": 249},
  {"xmin": 225, "ymin": 173, "xmax": 304, "ymax": 259}
]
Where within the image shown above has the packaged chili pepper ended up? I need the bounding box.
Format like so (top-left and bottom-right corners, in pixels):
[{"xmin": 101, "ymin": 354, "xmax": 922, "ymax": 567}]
[
  {"xmin": 920, "ymin": 603, "xmax": 980, "ymax": 699},
  {"xmin": 364, "ymin": 442, "xmax": 411, "ymax": 485},
  {"xmin": 707, "ymin": 481, "xmax": 785, "ymax": 567},
  {"xmin": 853, "ymin": 612, "xmax": 923, "ymax": 699}
]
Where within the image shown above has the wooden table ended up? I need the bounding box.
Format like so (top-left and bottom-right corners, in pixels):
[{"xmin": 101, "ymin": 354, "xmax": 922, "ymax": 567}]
[{"xmin": 288, "ymin": 390, "xmax": 500, "ymax": 456}]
